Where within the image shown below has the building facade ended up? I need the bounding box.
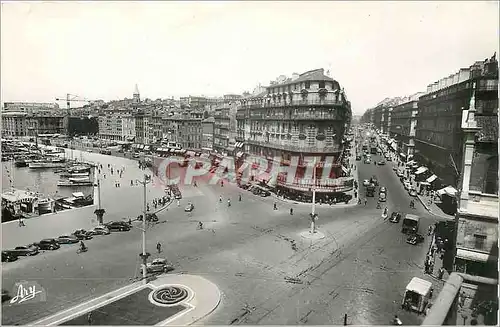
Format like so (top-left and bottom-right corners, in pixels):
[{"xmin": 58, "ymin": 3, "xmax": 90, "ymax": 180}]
[
  {"xmin": 415, "ymin": 54, "xmax": 498, "ymax": 187},
  {"xmin": 121, "ymin": 114, "xmax": 136, "ymax": 142},
  {"xmin": 213, "ymin": 106, "xmax": 231, "ymax": 155},
  {"xmin": 163, "ymin": 111, "xmax": 204, "ymax": 150},
  {"xmin": 453, "ymin": 79, "xmax": 498, "ymax": 279},
  {"xmin": 201, "ymin": 117, "xmax": 215, "ymax": 152},
  {"xmin": 3, "ymin": 102, "xmax": 59, "ymax": 113},
  {"xmin": 2, "ymin": 112, "xmax": 29, "ymax": 137},
  {"xmin": 98, "ymin": 112, "xmax": 125, "ymax": 141},
  {"xmin": 389, "ymin": 93, "xmax": 423, "ymax": 161},
  {"xmin": 237, "ymin": 68, "xmax": 352, "ymax": 191}
]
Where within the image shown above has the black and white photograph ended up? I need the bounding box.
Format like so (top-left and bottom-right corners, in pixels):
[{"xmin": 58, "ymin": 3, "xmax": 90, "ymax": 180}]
[{"xmin": 1, "ymin": 1, "xmax": 498, "ymax": 326}]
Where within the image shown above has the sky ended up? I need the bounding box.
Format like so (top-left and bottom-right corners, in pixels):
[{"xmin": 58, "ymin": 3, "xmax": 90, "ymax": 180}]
[{"xmin": 1, "ymin": 1, "xmax": 498, "ymax": 115}]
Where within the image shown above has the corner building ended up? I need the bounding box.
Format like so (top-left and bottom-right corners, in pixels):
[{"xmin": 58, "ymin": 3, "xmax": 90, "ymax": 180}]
[{"xmin": 237, "ymin": 68, "xmax": 352, "ymax": 193}]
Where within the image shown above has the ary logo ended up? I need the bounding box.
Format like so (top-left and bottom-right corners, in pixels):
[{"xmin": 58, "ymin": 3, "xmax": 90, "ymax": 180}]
[{"xmin": 10, "ymin": 280, "xmax": 46, "ymax": 305}]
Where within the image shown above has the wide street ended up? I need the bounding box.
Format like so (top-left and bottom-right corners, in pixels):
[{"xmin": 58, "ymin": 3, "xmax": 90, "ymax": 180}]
[{"xmin": 2, "ymin": 148, "xmax": 445, "ymax": 325}]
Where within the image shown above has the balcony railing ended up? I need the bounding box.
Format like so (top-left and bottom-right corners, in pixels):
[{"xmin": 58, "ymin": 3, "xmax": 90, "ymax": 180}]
[
  {"xmin": 246, "ymin": 139, "xmax": 341, "ymax": 153},
  {"xmin": 243, "ymin": 99, "xmax": 344, "ymax": 109}
]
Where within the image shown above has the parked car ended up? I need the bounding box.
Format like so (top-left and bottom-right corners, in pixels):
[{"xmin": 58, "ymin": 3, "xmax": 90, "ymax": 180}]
[
  {"xmin": 105, "ymin": 221, "xmax": 131, "ymax": 231},
  {"xmin": 34, "ymin": 239, "xmax": 60, "ymax": 250},
  {"xmin": 409, "ymin": 188, "xmax": 418, "ymax": 197},
  {"xmin": 2, "ymin": 289, "xmax": 10, "ymax": 303},
  {"xmin": 370, "ymin": 176, "xmax": 379, "ymax": 186},
  {"xmin": 406, "ymin": 233, "xmax": 425, "ymax": 245},
  {"xmin": 397, "ymin": 170, "xmax": 405, "ymax": 177},
  {"xmin": 389, "ymin": 212, "xmax": 402, "ymax": 223},
  {"xmin": 379, "ymin": 187, "xmax": 387, "ymax": 194},
  {"xmin": 57, "ymin": 235, "xmax": 80, "ymax": 244},
  {"xmin": 2, "ymin": 250, "xmax": 18, "ymax": 262},
  {"xmin": 8, "ymin": 244, "xmax": 39, "ymax": 256},
  {"xmin": 142, "ymin": 258, "xmax": 174, "ymax": 274},
  {"xmin": 364, "ymin": 158, "xmax": 371, "ymax": 164},
  {"xmin": 363, "ymin": 179, "xmax": 370, "ymax": 187},
  {"xmin": 90, "ymin": 226, "xmax": 111, "ymax": 235},
  {"xmin": 404, "ymin": 182, "xmax": 412, "ymax": 190},
  {"xmin": 133, "ymin": 153, "xmax": 140, "ymax": 158},
  {"xmin": 184, "ymin": 203, "xmax": 194, "ymax": 212},
  {"xmin": 137, "ymin": 214, "xmax": 159, "ymax": 222},
  {"xmin": 73, "ymin": 229, "xmax": 94, "ymax": 240},
  {"xmin": 355, "ymin": 155, "xmax": 361, "ymax": 161},
  {"xmin": 378, "ymin": 192, "xmax": 387, "ymax": 202},
  {"xmin": 386, "ymin": 157, "xmax": 392, "ymax": 161},
  {"xmin": 260, "ymin": 190, "xmax": 271, "ymax": 197},
  {"xmin": 378, "ymin": 160, "xmax": 386, "ymax": 165}
]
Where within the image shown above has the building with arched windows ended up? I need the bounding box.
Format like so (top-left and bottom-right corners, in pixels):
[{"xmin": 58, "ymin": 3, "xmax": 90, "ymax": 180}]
[{"xmin": 236, "ymin": 68, "xmax": 353, "ymax": 193}]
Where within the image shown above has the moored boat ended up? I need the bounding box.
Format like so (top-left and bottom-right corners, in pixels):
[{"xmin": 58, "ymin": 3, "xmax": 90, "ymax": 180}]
[
  {"xmin": 29, "ymin": 161, "xmax": 67, "ymax": 169},
  {"xmin": 57, "ymin": 180, "xmax": 93, "ymax": 187}
]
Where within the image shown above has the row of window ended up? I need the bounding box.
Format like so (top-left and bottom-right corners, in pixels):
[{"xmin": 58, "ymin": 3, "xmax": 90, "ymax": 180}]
[{"xmin": 268, "ymin": 81, "xmax": 336, "ymax": 94}]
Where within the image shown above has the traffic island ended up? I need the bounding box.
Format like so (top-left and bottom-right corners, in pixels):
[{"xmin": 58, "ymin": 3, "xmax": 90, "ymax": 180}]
[
  {"xmin": 299, "ymin": 230, "xmax": 325, "ymax": 240},
  {"xmin": 31, "ymin": 274, "xmax": 221, "ymax": 326}
]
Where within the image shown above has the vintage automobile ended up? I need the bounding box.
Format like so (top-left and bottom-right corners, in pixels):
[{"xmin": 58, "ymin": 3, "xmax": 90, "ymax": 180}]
[
  {"xmin": 406, "ymin": 233, "xmax": 425, "ymax": 245},
  {"xmin": 379, "ymin": 187, "xmax": 387, "ymax": 194},
  {"xmin": 378, "ymin": 160, "xmax": 386, "ymax": 165},
  {"xmin": 363, "ymin": 179, "xmax": 370, "ymax": 187},
  {"xmin": 370, "ymin": 176, "xmax": 379, "ymax": 186},
  {"xmin": 73, "ymin": 229, "xmax": 94, "ymax": 240},
  {"xmin": 184, "ymin": 203, "xmax": 195, "ymax": 212},
  {"xmin": 142, "ymin": 258, "xmax": 174, "ymax": 274},
  {"xmin": 105, "ymin": 221, "xmax": 132, "ymax": 231},
  {"xmin": 355, "ymin": 155, "xmax": 362, "ymax": 161},
  {"xmin": 389, "ymin": 212, "xmax": 402, "ymax": 223},
  {"xmin": 409, "ymin": 188, "xmax": 418, "ymax": 197},
  {"xmin": 2, "ymin": 251, "xmax": 18, "ymax": 262},
  {"xmin": 8, "ymin": 244, "xmax": 40, "ymax": 256},
  {"xmin": 34, "ymin": 239, "xmax": 60, "ymax": 250},
  {"xmin": 378, "ymin": 192, "xmax": 387, "ymax": 202},
  {"xmin": 402, "ymin": 277, "xmax": 433, "ymax": 313},
  {"xmin": 57, "ymin": 235, "xmax": 80, "ymax": 244},
  {"xmin": 90, "ymin": 226, "xmax": 111, "ymax": 235}
]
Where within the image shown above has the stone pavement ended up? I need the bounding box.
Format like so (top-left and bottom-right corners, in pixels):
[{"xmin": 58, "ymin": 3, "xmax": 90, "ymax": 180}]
[{"xmin": 31, "ymin": 274, "xmax": 221, "ymax": 326}]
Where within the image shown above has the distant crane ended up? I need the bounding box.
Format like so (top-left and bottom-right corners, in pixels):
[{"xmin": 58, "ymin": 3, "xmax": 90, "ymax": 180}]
[{"xmin": 55, "ymin": 93, "xmax": 96, "ymax": 113}]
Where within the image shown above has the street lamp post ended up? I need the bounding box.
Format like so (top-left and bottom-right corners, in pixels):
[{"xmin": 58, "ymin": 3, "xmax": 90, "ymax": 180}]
[
  {"xmin": 310, "ymin": 159, "xmax": 318, "ymax": 234},
  {"xmin": 137, "ymin": 173, "xmax": 151, "ymax": 282}
]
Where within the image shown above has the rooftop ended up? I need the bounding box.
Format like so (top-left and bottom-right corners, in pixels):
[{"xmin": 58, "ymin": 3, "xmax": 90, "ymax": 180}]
[{"xmin": 269, "ymin": 68, "xmax": 334, "ymax": 87}]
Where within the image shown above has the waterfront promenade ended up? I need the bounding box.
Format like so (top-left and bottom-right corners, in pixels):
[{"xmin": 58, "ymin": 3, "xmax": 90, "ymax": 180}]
[{"xmin": 2, "ymin": 148, "xmax": 174, "ymax": 249}]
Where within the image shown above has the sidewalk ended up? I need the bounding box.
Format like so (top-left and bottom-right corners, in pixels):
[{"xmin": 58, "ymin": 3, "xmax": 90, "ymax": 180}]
[
  {"xmin": 416, "ymin": 193, "xmax": 455, "ymax": 220},
  {"xmin": 31, "ymin": 274, "xmax": 221, "ymax": 326}
]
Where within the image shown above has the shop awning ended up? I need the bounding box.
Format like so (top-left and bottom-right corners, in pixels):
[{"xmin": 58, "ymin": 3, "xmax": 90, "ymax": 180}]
[
  {"xmin": 144, "ymin": 146, "xmax": 150, "ymax": 151},
  {"xmin": 186, "ymin": 151, "xmax": 196, "ymax": 157},
  {"xmin": 426, "ymin": 175, "xmax": 438, "ymax": 183},
  {"xmin": 341, "ymin": 166, "xmax": 349, "ymax": 173},
  {"xmin": 235, "ymin": 142, "xmax": 244, "ymax": 148},
  {"xmin": 236, "ymin": 152, "xmax": 243, "ymax": 157},
  {"xmin": 400, "ymin": 153, "xmax": 406, "ymax": 157},
  {"xmin": 456, "ymin": 249, "xmax": 490, "ymax": 263},
  {"xmin": 391, "ymin": 143, "xmax": 397, "ymax": 150},
  {"xmin": 437, "ymin": 186, "xmax": 458, "ymax": 197},
  {"xmin": 406, "ymin": 160, "xmax": 416, "ymax": 166},
  {"xmin": 415, "ymin": 167, "xmax": 428, "ymax": 175}
]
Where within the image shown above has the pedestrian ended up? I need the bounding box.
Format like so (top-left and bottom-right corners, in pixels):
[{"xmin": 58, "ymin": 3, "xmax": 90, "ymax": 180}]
[
  {"xmin": 273, "ymin": 202, "xmax": 277, "ymax": 210},
  {"xmin": 18, "ymin": 217, "xmax": 25, "ymax": 227},
  {"xmin": 364, "ymin": 198, "xmax": 367, "ymax": 206},
  {"xmin": 239, "ymin": 194, "xmax": 242, "ymax": 201},
  {"xmin": 354, "ymin": 191, "xmax": 357, "ymax": 198},
  {"xmin": 221, "ymin": 180, "xmax": 224, "ymax": 187},
  {"xmin": 438, "ymin": 267, "xmax": 445, "ymax": 280},
  {"xmin": 147, "ymin": 204, "xmax": 150, "ymax": 212},
  {"xmin": 290, "ymin": 208, "xmax": 293, "ymax": 215},
  {"xmin": 128, "ymin": 218, "xmax": 132, "ymax": 225},
  {"xmin": 177, "ymin": 200, "xmax": 180, "ymax": 207},
  {"xmin": 156, "ymin": 242, "xmax": 162, "ymax": 254},
  {"xmin": 87, "ymin": 312, "xmax": 93, "ymax": 325},
  {"xmin": 219, "ymin": 196, "xmax": 222, "ymax": 203},
  {"xmin": 103, "ymin": 174, "xmax": 106, "ymax": 179}
]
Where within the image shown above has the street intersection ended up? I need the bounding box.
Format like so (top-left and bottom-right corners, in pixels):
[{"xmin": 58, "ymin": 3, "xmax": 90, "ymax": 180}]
[{"xmin": 2, "ymin": 148, "xmax": 447, "ymax": 325}]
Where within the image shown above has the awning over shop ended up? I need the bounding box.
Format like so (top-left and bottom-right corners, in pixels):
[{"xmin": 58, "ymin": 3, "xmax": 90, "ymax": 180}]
[
  {"xmin": 415, "ymin": 167, "xmax": 428, "ymax": 175},
  {"xmin": 341, "ymin": 166, "xmax": 349, "ymax": 173},
  {"xmin": 456, "ymin": 249, "xmax": 490, "ymax": 263},
  {"xmin": 144, "ymin": 146, "xmax": 150, "ymax": 151},
  {"xmin": 406, "ymin": 160, "xmax": 416, "ymax": 166},
  {"xmin": 437, "ymin": 186, "xmax": 458, "ymax": 197},
  {"xmin": 391, "ymin": 143, "xmax": 397, "ymax": 150},
  {"xmin": 186, "ymin": 151, "xmax": 196, "ymax": 157},
  {"xmin": 236, "ymin": 152, "xmax": 244, "ymax": 158},
  {"xmin": 400, "ymin": 153, "xmax": 406, "ymax": 157},
  {"xmin": 235, "ymin": 142, "xmax": 244, "ymax": 148},
  {"xmin": 426, "ymin": 175, "xmax": 438, "ymax": 183}
]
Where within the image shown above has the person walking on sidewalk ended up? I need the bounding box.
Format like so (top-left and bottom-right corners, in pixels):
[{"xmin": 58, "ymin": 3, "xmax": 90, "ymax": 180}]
[
  {"xmin": 273, "ymin": 202, "xmax": 278, "ymax": 210},
  {"xmin": 18, "ymin": 217, "xmax": 25, "ymax": 227},
  {"xmin": 364, "ymin": 198, "xmax": 367, "ymax": 206},
  {"xmin": 87, "ymin": 312, "xmax": 93, "ymax": 325},
  {"xmin": 156, "ymin": 242, "xmax": 162, "ymax": 254}
]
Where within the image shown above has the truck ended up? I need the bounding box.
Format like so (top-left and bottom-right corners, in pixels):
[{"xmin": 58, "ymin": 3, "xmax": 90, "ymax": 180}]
[
  {"xmin": 366, "ymin": 184, "xmax": 376, "ymax": 197},
  {"xmin": 402, "ymin": 214, "xmax": 420, "ymax": 234}
]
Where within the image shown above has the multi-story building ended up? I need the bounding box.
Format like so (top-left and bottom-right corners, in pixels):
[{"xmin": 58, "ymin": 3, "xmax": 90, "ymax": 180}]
[
  {"xmin": 389, "ymin": 92, "xmax": 424, "ymax": 161},
  {"xmin": 213, "ymin": 105, "xmax": 231, "ymax": 155},
  {"xmin": 3, "ymin": 102, "xmax": 59, "ymax": 113},
  {"xmin": 453, "ymin": 79, "xmax": 498, "ymax": 279},
  {"xmin": 237, "ymin": 68, "xmax": 352, "ymax": 192},
  {"xmin": 201, "ymin": 117, "xmax": 215, "ymax": 153},
  {"xmin": 98, "ymin": 111, "xmax": 125, "ymax": 141},
  {"xmin": 121, "ymin": 114, "xmax": 136, "ymax": 142},
  {"xmin": 134, "ymin": 111, "xmax": 148, "ymax": 144},
  {"xmin": 2, "ymin": 112, "xmax": 28, "ymax": 137},
  {"xmin": 163, "ymin": 111, "xmax": 204, "ymax": 150},
  {"xmin": 415, "ymin": 54, "xmax": 498, "ymax": 187},
  {"xmin": 27, "ymin": 112, "xmax": 68, "ymax": 136}
]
